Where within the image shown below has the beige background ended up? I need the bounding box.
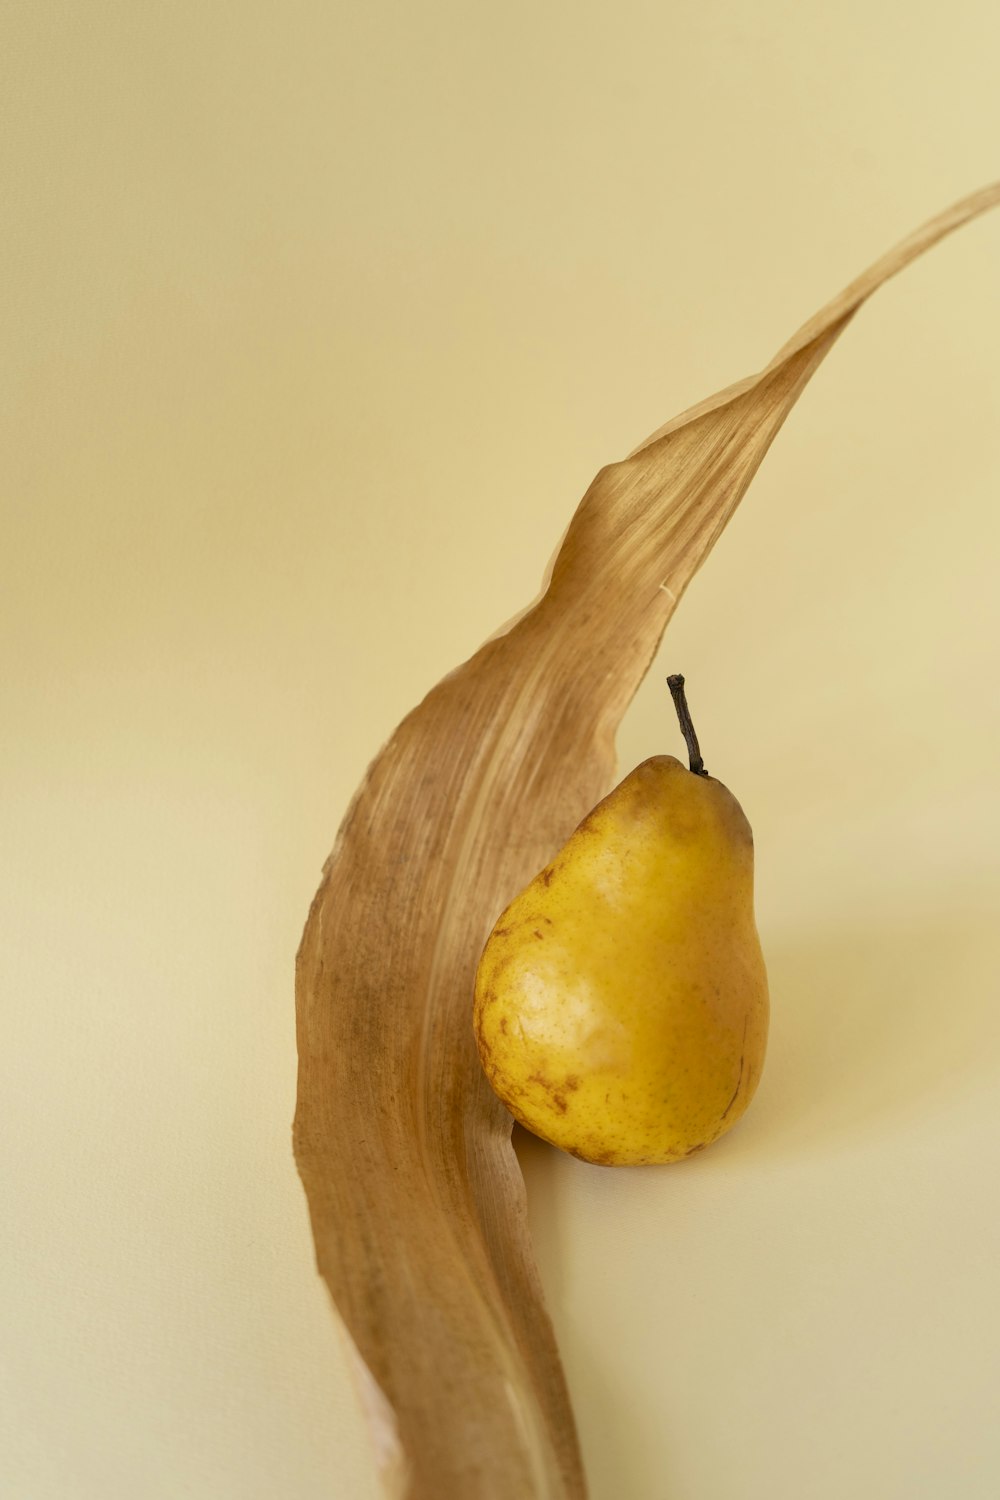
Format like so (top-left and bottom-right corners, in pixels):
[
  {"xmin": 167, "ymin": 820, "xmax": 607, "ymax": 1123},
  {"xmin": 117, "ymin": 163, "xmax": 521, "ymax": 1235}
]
[{"xmin": 3, "ymin": 4, "xmax": 999, "ymax": 1498}]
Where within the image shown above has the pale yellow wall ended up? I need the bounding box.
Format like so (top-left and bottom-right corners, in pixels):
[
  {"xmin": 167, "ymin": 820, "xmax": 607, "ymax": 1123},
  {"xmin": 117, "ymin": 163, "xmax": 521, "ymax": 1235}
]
[{"xmin": 3, "ymin": 4, "xmax": 999, "ymax": 1498}]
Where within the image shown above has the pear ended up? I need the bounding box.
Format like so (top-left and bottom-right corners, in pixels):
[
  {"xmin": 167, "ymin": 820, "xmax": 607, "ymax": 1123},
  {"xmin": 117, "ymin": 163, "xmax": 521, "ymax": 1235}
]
[{"xmin": 473, "ymin": 676, "xmax": 768, "ymax": 1166}]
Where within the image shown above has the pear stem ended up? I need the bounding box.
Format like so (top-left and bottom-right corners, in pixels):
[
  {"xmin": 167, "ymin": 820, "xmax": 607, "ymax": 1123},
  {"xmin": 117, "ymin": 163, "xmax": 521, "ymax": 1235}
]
[{"xmin": 667, "ymin": 674, "xmax": 708, "ymax": 777}]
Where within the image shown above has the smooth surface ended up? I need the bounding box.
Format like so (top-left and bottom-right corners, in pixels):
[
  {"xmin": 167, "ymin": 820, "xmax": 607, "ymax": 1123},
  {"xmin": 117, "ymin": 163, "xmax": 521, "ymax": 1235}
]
[
  {"xmin": 475, "ymin": 758, "xmax": 768, "ymax": 1164},
  {"xmin": 3, "ymin": 4, "xmax": 1000, "ymax": 1498}
]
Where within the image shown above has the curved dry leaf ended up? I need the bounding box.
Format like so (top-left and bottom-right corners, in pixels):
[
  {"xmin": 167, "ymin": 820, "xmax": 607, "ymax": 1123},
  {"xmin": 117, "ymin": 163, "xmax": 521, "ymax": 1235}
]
[{"xmin": 294, "ymin": 182, "xmax": 1000, "ymax": 1500}]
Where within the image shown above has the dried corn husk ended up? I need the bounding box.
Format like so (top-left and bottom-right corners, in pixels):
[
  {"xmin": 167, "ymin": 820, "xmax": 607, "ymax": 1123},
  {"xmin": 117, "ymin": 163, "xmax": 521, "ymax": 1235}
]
[{"xmin": 294, "ymin": 183, "xmax": 999, "ymax": 1500}]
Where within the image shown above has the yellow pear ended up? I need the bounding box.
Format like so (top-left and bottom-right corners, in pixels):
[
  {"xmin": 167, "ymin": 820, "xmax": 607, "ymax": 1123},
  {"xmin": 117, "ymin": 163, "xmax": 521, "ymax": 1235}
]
[{"xmin": 473, "ymin": 676, "xmax": 768, "ymax": 1166}]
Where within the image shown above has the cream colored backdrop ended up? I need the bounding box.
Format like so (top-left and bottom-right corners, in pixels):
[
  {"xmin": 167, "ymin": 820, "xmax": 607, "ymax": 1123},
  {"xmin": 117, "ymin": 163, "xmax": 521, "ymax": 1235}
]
[{"xmin": 3, "ymin": 4, "xmax": 999, "ymax": 1498}]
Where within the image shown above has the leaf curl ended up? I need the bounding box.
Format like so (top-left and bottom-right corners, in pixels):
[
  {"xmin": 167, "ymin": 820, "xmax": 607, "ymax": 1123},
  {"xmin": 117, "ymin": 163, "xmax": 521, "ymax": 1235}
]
[{"xmin": 294, "ymin": 182, "xmax": 999, "ymax": 1500}]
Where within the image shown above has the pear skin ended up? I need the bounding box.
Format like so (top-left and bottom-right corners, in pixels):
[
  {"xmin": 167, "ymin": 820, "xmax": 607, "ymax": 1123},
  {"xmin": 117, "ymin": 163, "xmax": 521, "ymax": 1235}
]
[{"xmin": 473, "ymin": 756, "xmax": 768, "ymax": 1165}]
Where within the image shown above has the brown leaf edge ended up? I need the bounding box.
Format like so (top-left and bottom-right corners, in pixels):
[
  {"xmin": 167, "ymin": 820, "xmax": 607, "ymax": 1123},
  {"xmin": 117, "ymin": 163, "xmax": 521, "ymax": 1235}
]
[{"xmin": 293, "ymin": 182, "xmax": 999, "ymax": 1500}]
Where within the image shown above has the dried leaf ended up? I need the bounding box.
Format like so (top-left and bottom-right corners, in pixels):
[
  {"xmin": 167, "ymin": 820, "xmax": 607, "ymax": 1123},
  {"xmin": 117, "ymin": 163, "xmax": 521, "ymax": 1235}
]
[{"xmin": 294, "ymin": 182, "xmax": 999, "ymax": 1499}]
